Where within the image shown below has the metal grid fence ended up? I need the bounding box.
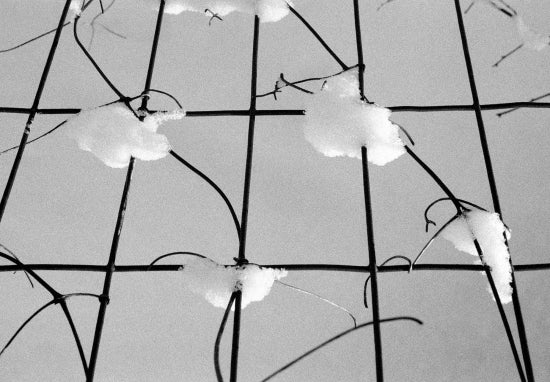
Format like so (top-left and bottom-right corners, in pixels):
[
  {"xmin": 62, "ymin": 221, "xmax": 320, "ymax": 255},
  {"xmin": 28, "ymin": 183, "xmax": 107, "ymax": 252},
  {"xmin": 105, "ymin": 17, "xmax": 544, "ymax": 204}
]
[{"xmin": 1, "ymin": 0, "xmax": 550, "ymax": 381}]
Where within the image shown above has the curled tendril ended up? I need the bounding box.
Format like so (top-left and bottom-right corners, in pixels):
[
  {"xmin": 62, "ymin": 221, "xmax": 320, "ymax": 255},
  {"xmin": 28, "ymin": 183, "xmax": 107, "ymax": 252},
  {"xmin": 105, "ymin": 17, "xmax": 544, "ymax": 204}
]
[
  {"xmin": 423, "ymin": 197, "xmax": 487, "ymax": 232},
  {"xmin": 148, "ymin": 251, "xmax": 207, "ymax": 270},
  {"xmin": 256, "ymin": 65, "xmax": 359, "ymax": 99},
  {"xmin": 364, "ymin": 256, "xmax": 412, "ymax": 308}
]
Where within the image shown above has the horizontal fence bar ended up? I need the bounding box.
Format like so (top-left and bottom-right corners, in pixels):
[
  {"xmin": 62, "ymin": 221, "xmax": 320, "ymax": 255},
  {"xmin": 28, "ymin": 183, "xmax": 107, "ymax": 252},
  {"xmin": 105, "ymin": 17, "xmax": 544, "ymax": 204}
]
[
  {"xmin": 1, "ymin": 262, "xmax": 549, "ymax": 273},
  {"xmin": 1, "ymin": 102, "xmax": 549, "ymax": 116}
]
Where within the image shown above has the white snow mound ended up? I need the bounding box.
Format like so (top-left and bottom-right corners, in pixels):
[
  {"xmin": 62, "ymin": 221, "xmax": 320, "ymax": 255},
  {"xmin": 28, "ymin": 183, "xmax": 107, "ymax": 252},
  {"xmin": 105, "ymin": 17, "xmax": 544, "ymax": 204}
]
[
  {"xmin": 182, "ymin": 257, "xmax": 288, "ymax": 309},
  {"xmin": 441, "ymin": 209, "xmax": 513, "ymax": 303},
  {"xmin": 515, "ymin": 16, "xmax": 549, "ymax": 51},
  {"xmin": 67, "ymin": 103, "xmax": 184, "ymax": 168},
  {"xmin": 148, "ymin": 0, "xmax": 292, "ymax": 23},
  {"xmin": 303, "ymin": 71, "xmax": 405, "ymax": 166}
]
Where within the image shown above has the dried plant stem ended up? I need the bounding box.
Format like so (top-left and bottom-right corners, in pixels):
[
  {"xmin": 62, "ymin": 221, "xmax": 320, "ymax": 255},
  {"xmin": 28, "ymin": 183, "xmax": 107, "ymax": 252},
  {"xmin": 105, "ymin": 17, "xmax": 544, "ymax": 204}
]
[
  {"xmin": 260, "ymin": 316, "xmax": 423, "ymax": 382},
  {"xmin": 0, "ymin": 0, "xmax": 73, "ymax": 224},
  {"xmin": 453, "ymin": 1, "xmax": 533, "ymax": 378},
  {"xmin": 215, "ymin": 293, "xmax": 237, "ymax": 382},
  {"xmin": 170, "ymin": 150, "xmax": 241, "ymax": 240},
  {"xmin": 287, "ymin": 5, "xmax": 348, "ymax": 70}
]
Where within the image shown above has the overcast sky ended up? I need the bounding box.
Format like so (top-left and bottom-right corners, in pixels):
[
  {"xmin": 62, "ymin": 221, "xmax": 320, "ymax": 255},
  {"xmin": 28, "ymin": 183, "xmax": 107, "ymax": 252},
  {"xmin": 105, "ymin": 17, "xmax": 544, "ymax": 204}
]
[{"xmin": 1, "ymin": 0, "xmax": 550, "ymax": 381}]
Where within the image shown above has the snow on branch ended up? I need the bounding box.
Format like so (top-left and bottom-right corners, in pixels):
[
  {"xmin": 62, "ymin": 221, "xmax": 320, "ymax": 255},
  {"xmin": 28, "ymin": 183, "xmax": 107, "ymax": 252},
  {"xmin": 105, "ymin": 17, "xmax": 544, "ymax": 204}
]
[
  {"xmin": 182, "ymin": 257, "xmax": 288, "ymax": 309},
  {"xmin": 146, "ymin": 0, "xmax": 293, "ymax": 23},
  {"xmin": 303, "ymin": 70, "xmax": 405, "ymax": 166},
  {"xmin": 441, "ymin": 209, "xmax": 513, "ymax": 303},
  {"xmin": 67, "ymin": 102, "xmax": 184, "ymax": 168}
]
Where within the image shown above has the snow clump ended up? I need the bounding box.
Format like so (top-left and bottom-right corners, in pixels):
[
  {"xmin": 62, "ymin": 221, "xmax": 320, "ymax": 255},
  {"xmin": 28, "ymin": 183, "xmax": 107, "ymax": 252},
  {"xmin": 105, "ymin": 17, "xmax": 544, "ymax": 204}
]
[
  {"xmin": 149, "ymin": 0, "xmax": 292, "ymax": 23},
  {"xmin": 182, "ymin": 257, "xmax": 288, "ymax": 309},
  {"xmin": 515, "ymin": 16, "xmax": 549, "ymax": 51},
  {"xmin": 441, "ymin": 209, "xmax": 513, "ymax": 303},
  {"xmin": 303, "ymin": 71, "xmax": 405, "ymax": 166},
  {"xmin": 67, "ymin": 103, "xmax": 184, "ymax": 168}
]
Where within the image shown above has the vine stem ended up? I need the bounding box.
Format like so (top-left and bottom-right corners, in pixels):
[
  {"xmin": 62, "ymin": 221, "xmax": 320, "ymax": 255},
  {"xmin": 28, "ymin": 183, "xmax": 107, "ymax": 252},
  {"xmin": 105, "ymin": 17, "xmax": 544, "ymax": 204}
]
[
  {"xmin": 86, "ymin": 1, "xmax": 166, "ymax": 380},
  {"xmin": 405, "ymin": 146, "xmax": 462, "ymax": 213},
  {"xmin": 287, "ymin": 5, "xmax": 348, "ymax": 70},
  {"xmin": 453, "ymin": 1, "xmax": 533, "ymax": 379}
]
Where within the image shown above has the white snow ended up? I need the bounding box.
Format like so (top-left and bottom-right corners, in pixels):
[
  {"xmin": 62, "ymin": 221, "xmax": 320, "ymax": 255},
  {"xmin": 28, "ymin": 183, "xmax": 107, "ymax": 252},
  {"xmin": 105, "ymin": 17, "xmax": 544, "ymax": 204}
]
[
  {"xmin": 515, "ymin": 16, "xmax": 549, "ymax": 51},
  {"xmin": 441, "ymin": 209, "xmax": 513, "ymax": 303},
  {"xmin": 69, "ymin": 0, "xmax": 83, "ymax": 17},
  {"xmin": 147, "ymin": 0, "xmax": 292, "ymax": 22},
  {"xmin": 303, "ymin": 71, "xmax": 405, "ymax": 166},
  {"xmin": 66, "ymin": 103, "xmax": 184, "ymax": 168},
  {"xmin": 181, "ymin": 257, "xmax": 288, "ymax": 308}
]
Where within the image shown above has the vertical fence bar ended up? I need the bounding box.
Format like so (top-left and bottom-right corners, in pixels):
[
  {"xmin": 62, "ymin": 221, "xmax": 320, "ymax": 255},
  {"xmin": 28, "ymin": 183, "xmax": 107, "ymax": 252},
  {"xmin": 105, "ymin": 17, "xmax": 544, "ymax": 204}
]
[
  {"xmin": 230, "ymin": 15, "xmax": 260, "ymax": 382},
  {"xmin": 0, "ymin": 0, "xmax": 72, "ymax": 223},
  {"xmin": 361, "ymin": 148, "xmax": 383, "ymax": 382},
  {"xmin": 86, "ymin": 2, "xmax": 166, "ymax": 380},
  {"xmin": 353, "ymin": 0, "xmax": 383, "ymax": 380},
  {"xmin": 453, "ymin": 1, "xmax": 534, "ymax": 380}
]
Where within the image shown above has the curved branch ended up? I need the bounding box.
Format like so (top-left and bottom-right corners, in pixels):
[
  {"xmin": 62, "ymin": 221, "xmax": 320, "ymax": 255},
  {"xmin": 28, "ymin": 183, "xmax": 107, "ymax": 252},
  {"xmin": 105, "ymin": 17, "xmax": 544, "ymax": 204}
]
[
  {"xmin": 148, "ymin": 251, "xmax": 207, "ymax": 270},
  {"xmin": 214, "ymin": 292, "xmax": 236, "ymax": 382},
  {"xmin": 260, "ymin": 316, "xmax": 423, "ymax": 381},
  {"xmin": 412, "ymin": 214, "xmax": 460, "ymax": 267},
  {"xmin": 0, "ymin": 299, "xmax": 58, "ymax": 357},
  {"xmin": 170, "ymin": 150, "xmax": 241, "ymax": 240},
  {"xmin": 276, "ymin": 280, "xmax": 357, "ymax": 328},
  {"xmin": 73, "ymin": 12, "xmax": 125, "ymax": 99}
]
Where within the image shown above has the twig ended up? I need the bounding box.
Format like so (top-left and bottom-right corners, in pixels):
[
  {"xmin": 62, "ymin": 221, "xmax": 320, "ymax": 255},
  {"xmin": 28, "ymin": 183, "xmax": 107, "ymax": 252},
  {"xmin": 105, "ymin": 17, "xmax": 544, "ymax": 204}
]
[
  {"xmin": 287, "ymin": 4, "xmax": 348, "ymax": 70},
  {"xmin": 214, "ymin": 293, "xmax": 236, "ymax": 382},
  {"xmin": 364, "ymin": 256, "xmax": 412, "ymax": 308},
  {"xmin": 260, "ymin": 316, "xmax": 423, "ymax": 382},
  {"xmin": 493, "ymin": 43, "xmax": 523, "ymax": 67},
  {"xmin": 169, "ymin": 150, "xmax": 241, "ymax": 240},
  {"xmin": 276, "ymin": 280, "xmax": 357, "ymax": 328},
  {"xmin": 497, "ymin": 91, "xmax": 550, "ymax": 117}
]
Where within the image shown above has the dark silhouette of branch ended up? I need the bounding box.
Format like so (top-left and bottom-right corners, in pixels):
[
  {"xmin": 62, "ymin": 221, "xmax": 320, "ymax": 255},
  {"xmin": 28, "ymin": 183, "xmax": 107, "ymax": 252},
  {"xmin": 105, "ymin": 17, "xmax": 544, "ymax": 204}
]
[
  {"xmin": 169, "ymin": 150, "xmax": 241, "ymax": 240},
  {"xmin": 214, "ymin": 293, "xmax": 236, "ymax": 382},
  {"xmin": 287, "ymin": 5, "xmax": 348, "ymax": 70},
  {"xmin": 260, "ymin": 317, "xmax": 423, "ymax": 382}
]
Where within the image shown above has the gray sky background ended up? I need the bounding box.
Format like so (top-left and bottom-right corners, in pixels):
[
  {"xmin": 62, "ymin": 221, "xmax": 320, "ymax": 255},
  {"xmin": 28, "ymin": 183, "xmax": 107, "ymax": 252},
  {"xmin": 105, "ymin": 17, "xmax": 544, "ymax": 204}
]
[{"xmin": 1, "ymin": 0, "xmax": 549, "ymax": 381}]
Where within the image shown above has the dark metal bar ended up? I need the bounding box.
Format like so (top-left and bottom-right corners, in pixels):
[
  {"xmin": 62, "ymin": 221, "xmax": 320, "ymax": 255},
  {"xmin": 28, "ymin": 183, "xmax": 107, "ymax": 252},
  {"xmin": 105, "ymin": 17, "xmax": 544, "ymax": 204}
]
[
  {"xmin": 2, "ymin": 102, "xmax": 550, "ymax": 116},
  {"xmin": 453, "ymin": 1, "xmax": 534, "ymax": 379},
  {"xmin": 86, "ymin": 158, "xmax": 135, "ymax": 381},
  {"xmin": 361, "ymin": 147, "xmax": 383, "ymax": 382},
  {"xmin": 87, "ymin": 2, "xmax": 166, "ymax": 380},
  {"xmin": 0, "ymin": 0, "xmax": 72, "ymax": 223},
  {"xmin": 287, "ymin": 5, "xmax": 348, "ymax": 70},
  {"xmin": 353, "ymin": 0, "xmax": 382, "ymax": 377},
  {"xmin": 2, "ymin": 262, "xmax": 550, "ymax": 273},
  {"xmin": 230, "ymin": 15, "xmax": 261, "ymax": 382}
]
